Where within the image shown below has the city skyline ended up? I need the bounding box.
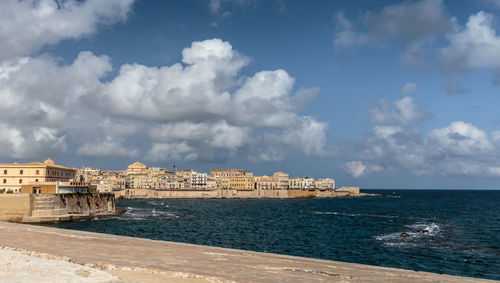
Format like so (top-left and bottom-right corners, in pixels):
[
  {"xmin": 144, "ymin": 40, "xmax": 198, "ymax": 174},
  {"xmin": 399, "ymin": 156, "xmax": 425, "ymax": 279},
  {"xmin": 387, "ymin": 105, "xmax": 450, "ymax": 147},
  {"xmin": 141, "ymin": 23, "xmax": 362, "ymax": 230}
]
[{"xmin": 1, "ymin": 0, "xmax": 500, "ymax": 189}]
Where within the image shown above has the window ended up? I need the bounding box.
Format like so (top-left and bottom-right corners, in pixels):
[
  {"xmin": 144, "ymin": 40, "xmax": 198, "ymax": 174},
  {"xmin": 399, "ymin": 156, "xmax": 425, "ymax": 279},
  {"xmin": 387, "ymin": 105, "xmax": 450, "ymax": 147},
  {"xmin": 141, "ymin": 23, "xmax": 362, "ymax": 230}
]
[
  {"xmin": 19, "ymin": 179, "xmax": 22, "ymax": 184},
  {"xmin": 36, "ymin": 170, "xmax": 39, "ymax": 175},
  {"xmin": 2, "ymin": 179, "xmax": 5, "ymax": 184},
  {"xmin": 20, "ymin": 170, "xmax": 23, "ymax": 175},
  {"xmin": 35, "ymin": 179, "xmax": 38, "ymax": 182},
  {"xmin": 3, "ymin": 170, "xmax": 6, "ymax": 174}
]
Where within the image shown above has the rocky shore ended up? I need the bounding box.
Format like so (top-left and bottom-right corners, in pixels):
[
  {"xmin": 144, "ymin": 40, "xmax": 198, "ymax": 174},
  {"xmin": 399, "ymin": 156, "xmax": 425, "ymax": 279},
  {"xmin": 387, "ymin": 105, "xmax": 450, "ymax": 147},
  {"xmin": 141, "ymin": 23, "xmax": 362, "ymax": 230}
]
[{"xmin": 0, "ymin": 221, "xmax": 496, "ymax": 282}]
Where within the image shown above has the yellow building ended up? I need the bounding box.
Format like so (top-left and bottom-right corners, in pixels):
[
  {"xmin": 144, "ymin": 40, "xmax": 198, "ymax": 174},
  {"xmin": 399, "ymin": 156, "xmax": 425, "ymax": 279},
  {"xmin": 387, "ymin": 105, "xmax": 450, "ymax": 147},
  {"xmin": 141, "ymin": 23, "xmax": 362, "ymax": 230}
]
[
  {"xmin": 127, "ymin": 173, "xmax": 152, "ymax": 189},
  {"xmin": 0, "ymin": 159, "xmax": 76, "ymax": 193},
  {"xmin": 126, "ymin": 162, "xmax": 148, "ymax": 175},
  {"xmin": 216, "ymin": 177, "xmax": 230, "ymax": 189},
  {"xmin": 228, "ymin": 176, "xmax": 256, "ymax": 190}
]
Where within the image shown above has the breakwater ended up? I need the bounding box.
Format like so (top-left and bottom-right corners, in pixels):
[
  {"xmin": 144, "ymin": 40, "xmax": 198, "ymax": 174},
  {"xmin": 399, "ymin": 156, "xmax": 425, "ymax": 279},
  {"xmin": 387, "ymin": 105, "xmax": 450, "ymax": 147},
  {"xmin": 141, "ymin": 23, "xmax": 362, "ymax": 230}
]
[
  {"xmin": 0, "ymin": 193, "xmax": 119, "ymax": 223},
  {"xmin": 114, "ymin": 188, "xmax": 372, "ymax": 199},
  {"xmin": 0, "ymin": 221, "xmax": 494, "ymax": 282}
]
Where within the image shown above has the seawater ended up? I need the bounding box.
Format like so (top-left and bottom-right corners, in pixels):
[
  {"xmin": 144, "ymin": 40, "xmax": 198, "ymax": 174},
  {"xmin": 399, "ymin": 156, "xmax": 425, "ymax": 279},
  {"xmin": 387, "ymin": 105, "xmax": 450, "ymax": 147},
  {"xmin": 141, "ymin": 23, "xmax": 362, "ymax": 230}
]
[{"xmin": 46, "ymin": 190, "xmax": 500, "ymax": 280}]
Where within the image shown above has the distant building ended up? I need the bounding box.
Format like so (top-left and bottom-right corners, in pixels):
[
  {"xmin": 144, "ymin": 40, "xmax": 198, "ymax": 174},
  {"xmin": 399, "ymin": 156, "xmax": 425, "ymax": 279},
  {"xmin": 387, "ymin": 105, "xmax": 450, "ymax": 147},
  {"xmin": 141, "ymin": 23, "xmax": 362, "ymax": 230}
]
[
  {"xmin": 189, "ymin": 172, "xmax": 207, "ymax": 190},
  {"xmin": 21, "ymin": 181, "xmax": 96, "ymax": 194},
  {"xmin": 289, "ymin": 177, "xmax": 314, "ymax": 190},
  {"xmin": 273, "ymin": 172, "xmax": 289, "ymax": 190},
  {"xmin": 210, "ymin": 169, "xmax": 247, "ymax": 178},
  {"xmin": 126, "ymin": 162, "xmax": 148, "ymax": 175},
  {"xmin": 313, "ymin": 178, "xmax": 335, "ymax": 190},
  {"xmin": 0, "ymin": 159, "xmax": 76, "ymax": 193}
]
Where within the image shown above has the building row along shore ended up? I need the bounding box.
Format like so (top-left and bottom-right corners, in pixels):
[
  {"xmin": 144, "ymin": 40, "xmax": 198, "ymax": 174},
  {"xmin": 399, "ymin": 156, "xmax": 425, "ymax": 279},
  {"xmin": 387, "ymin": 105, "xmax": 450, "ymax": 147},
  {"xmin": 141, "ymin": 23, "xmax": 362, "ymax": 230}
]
[{"xmin": 0, "ymin": 159, "xmax": 359, "ymax": 196}]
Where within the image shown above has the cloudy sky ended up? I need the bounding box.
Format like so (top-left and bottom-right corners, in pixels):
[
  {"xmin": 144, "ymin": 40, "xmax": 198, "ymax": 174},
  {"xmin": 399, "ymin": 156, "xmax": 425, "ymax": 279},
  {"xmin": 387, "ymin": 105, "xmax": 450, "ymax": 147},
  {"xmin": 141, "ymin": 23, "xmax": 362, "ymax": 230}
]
[{"xmin": 2, "ymin": 0, "xmax": 500, "ymax": 189}]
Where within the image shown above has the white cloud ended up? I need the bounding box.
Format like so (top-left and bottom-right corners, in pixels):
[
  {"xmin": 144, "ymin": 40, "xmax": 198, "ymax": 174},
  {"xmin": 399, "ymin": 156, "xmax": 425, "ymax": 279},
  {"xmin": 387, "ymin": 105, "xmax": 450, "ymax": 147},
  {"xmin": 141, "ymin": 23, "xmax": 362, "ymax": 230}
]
[
  {"xmin": 0, "ymin": 37, "xmax": 330, "ymax": 162},
  {"xmin": 343, "ymin": 161, "xmax": 382, "ymax": 178},
  {"xmin": 0, "ymin": 0, "xmax": 134, "ymax": 60},
  {"xmin": 363, "ymin": 0, "xmax": 455, "ymax": 40},
  {"xmin": 345, "ymin": 96, "xmax": 500, "ymax": 178},
  {"xmin": 401, "ymin": 82, "xmax": 419, "ymax": 95},
  {"xmin": 439, "ymin": 11, "xmax": 500, "ymax": 89},
  {"xmin": 335, "ymin": 2, "xmax": 500, "ymax": 92},
  {"xmin": 334, "ymin": 0, "xmax": 455, "ymax": 56},
  {"xmin": 369, "ymin": 96, "xmax": 428, "ymax": 126},
  {"xmin": 334, "ymin": 11, "xmax": 369, "ymax": 49}
]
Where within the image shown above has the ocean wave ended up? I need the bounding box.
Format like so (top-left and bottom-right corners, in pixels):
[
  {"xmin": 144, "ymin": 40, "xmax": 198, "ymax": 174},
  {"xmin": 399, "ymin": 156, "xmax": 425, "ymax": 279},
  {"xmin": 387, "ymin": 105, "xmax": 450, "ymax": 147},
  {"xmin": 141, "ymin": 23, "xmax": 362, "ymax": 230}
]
[
  {"xmin": 311, "ymin": 211, "xmax": 400, "ymax": 218},
  {"xmin": 375, "ymin": 222, "xmax": 441, "ymax": 247}
]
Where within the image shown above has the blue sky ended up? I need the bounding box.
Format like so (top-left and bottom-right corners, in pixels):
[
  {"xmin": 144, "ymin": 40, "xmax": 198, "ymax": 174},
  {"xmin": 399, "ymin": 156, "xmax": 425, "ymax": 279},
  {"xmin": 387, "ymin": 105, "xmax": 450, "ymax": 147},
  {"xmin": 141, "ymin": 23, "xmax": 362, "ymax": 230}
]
[{"xmin": 2, "ymin": 0, "xmax": 500, "ymax": 189}]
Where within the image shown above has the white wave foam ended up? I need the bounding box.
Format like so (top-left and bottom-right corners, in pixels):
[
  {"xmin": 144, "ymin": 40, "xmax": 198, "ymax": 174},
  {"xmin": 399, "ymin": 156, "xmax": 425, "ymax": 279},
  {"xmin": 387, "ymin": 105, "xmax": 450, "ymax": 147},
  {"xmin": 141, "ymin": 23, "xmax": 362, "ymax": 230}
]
[
  {"xmin": 311, "ymin": 211, "xmax": 399, "ymax": 218},
  {"xmin": 375, "ymin": 222, "xmax": 442, "ymax": 246}
]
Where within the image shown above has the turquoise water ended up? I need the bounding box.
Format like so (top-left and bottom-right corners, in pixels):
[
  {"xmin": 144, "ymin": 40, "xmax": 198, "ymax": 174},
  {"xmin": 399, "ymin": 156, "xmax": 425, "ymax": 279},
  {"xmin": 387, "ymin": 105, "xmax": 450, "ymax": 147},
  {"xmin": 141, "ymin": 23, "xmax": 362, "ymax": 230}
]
[{"xmin": 46, "ymin": 190, "xmax": 500, "ymax": 280}]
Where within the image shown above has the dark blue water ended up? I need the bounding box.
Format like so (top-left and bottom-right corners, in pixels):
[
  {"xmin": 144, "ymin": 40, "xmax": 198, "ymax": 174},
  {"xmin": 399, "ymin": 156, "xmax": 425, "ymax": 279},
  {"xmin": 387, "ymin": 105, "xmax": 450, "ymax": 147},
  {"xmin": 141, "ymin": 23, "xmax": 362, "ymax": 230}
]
[{"xmin": 46, "ymin": 190, "xmax": 500, "ymax": 280}]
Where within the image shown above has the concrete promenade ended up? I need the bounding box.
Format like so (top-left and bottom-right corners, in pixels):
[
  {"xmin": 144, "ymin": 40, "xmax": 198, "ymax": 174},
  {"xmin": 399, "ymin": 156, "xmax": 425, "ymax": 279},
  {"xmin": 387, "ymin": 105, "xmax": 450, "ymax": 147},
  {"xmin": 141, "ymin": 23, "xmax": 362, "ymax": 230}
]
[{"xmin": 0, "ymin": 221, "xmax": 496, "ymax": 283}]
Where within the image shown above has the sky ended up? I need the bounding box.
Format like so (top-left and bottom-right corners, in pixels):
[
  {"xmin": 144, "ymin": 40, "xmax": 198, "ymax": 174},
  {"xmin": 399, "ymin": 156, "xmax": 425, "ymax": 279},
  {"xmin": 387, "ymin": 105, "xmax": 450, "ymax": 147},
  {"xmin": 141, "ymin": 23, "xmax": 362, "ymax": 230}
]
[{"xmin": 2, "ymin": 0, "xmax": 500, "ymax": 189}]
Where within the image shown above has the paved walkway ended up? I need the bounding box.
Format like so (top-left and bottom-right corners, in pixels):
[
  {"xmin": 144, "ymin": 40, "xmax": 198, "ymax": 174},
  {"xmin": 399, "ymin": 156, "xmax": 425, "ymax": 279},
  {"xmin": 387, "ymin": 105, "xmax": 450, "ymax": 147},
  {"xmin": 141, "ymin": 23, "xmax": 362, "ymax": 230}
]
[{"xmin": 0, "ymin": 222, "xmax": 496, "ymax": 282}]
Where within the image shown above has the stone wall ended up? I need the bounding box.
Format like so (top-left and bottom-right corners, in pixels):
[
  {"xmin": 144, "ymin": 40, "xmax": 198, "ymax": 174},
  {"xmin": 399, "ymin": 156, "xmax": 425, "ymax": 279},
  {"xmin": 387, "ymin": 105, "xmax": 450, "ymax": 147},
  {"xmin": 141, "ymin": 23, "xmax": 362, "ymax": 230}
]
[
  {"xmin": 0, "ymin": 194, "xmax": 32, "ymax": 222},
  {"xmin": 0, "ymin": 193, "xmax": 117, "ymax": 223},
  {"xmin": 114, "ymin": 189, "xmax": 360, "ymax": 199}
]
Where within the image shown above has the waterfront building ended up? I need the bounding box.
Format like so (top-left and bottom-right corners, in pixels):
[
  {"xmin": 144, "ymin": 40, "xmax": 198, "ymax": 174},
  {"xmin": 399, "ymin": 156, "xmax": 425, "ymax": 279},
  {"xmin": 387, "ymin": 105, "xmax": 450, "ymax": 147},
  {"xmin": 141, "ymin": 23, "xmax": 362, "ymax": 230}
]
[
  {"xmin": 207, "ymin": 177, "xmax": 217, "ymax": 190},
  {"xmin": 0, "ymin": 159, "xmax": 76, "ymax": 193},
  {"xmin": 256, "ymin": 176, "xmax": 279, "ymax": 190},
  {"xmin": 227, "ymin": 176, "xmax": 256, "ymax": 190},
  {"xmin": 216, "ymin": 177, "xmax": 231, "ymax": 189},
  {"xmin": 188, "ymin": 172, "xmax": 207, "ymax": 190},
  {"xmin": 313, "ymin": 178, "xmax": 335, "ymax": 190},
  {"xmin": 20, "ymin": 181, "xmax": 96, "ymax": 194},
  {"xmin": 273, "ymin": 172, "xmax": 289, "ymax": 190},
  {"xmin": 210, "ymin": 169, "xmax": 247, "ymax": 178},
  {"xmin": 289, "ymin": 177, "xmax": 314, "ymax": 190}
]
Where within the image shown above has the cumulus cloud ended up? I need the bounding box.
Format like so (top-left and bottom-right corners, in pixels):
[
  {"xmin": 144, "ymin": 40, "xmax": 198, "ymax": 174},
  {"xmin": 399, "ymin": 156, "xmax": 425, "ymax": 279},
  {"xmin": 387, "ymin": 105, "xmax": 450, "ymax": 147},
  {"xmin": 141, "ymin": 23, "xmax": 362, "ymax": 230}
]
[
  {"xmin": 344, "ymin": 96, "xmax": 500, "ymax": 178},
  {"xmin": 439, "ymin": 11, "xmax": 500, "ymax": 90},
  {"xmin": 0, "ymin": 34, "xmax": 330, "ymax": 163},
  {"xmin": 335, "ymin": 1, "xmax": 500, "ymax": 92},
  {"xmin": 369, "ymin": 96, "xmax": 429, "ymax": 126},
  {"xmin": 0, "ymin": 0, "xmax": 134, "ymax": 60},
  {"xmin": 334, "ymin": 0, "xmax": 455, "ymax": 64},
  {"xmin": 343, "ymin": 161, "xmax": 382, "ymax": 178},
  {"xmin": 401, "ymin": 82, "xmax": 419, "ymax": 95},
  {"xmin": 334, "ymin": 11, "xmax": 369, "ymax": 49}
]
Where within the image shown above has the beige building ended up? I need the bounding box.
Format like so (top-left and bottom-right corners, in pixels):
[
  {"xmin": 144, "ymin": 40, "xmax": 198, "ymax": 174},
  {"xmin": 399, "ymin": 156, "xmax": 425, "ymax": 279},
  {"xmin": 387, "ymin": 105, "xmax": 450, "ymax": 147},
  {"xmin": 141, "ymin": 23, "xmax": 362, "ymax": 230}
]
[
  {"xmin": 313, "ymin": 178, "xmax": 335, "ymax": 190},
  {"xmin": 273, "ymin": 172, "xmax": 289, "ymax": 190},
  {"xmin": 126, "ymin": 162, "xmax": 148, "ymax": 175},
  {"xmin": 128, "ymin": 173, "xmax": 153, "ymax": 189},
  {"xmin": 256, "ymin": 176, "xmax": 279, "ymax": 190},
  {"xmin": 289, "ymin": 177, "xmax": 314, "ymax": 190},
  {"xmin": 0, "ymin": 159, "xmax": 76, "ymax": 193},
  {"xmin": 210, "ymin": 169, "xmax": 247, "ymax": 178}
]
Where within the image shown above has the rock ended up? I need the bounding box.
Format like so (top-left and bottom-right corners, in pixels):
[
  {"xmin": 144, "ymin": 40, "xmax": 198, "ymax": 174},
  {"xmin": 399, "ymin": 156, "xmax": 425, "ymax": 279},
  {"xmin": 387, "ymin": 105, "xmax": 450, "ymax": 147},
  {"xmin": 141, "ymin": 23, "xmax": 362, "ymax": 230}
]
[{"xmin": 400, "ymin": 232, "xmax": 409, "ymax": 237}]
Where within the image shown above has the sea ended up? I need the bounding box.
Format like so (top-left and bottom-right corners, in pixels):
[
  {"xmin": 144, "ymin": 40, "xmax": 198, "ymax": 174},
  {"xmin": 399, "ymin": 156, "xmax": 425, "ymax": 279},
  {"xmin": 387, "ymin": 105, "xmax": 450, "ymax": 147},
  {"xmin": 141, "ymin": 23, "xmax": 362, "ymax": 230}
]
[{"xmin": 45, "ymin": 190, "xmax": 500, "ymax": 281}]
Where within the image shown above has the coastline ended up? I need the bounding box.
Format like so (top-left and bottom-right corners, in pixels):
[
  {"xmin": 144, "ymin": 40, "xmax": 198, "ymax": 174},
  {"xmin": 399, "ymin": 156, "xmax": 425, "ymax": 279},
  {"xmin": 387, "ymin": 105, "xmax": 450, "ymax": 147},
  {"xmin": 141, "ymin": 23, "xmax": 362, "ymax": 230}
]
[
  {"xmin": 0, "ymin": 221, "xmax": 495, "ymax": 283},
  {"xmin": 114, "ymin": 188, "xmax": 380, "ymax": 200}
]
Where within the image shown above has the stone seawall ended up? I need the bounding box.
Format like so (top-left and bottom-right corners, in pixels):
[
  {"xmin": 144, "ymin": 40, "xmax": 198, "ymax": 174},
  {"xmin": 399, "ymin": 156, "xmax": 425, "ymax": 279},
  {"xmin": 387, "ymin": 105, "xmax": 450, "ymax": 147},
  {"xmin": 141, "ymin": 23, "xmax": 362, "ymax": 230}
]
[
  {"xmin": 114, "ymin": 189, "xmax": 360, "ymax": 199},
  {"xmin": 0, "ymin": 193, "xmax": 118, "ymax": 223},
  {"xmin": 0, "ymin": 221, "xmax": 494, "ymax": 282}
]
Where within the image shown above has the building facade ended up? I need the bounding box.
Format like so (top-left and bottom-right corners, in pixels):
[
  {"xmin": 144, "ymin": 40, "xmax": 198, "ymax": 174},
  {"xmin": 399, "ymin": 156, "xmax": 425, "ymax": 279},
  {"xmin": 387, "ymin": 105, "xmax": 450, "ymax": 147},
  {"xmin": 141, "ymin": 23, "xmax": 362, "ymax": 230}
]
[{"xmin": 0, "ymin": 159, "xmax": 76, "ymax": 193}]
